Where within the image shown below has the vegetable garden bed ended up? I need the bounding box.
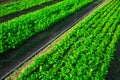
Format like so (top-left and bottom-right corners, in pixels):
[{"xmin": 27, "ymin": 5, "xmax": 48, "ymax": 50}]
[
  {"xmin": 10, "ymin": 0, "xmax": 120, "ymax": 79},
  {"xmin": 0, "ymin": 0, "xmax": 102, "ymax": 79}
]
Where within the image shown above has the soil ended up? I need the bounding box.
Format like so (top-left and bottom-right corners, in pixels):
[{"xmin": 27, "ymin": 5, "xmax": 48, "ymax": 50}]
[
  {"xmin": 0, "ymin": 0, "xmax": 104, "ymax": 79},
  {"xmin": 0, "ymin": 0, "xmax": 62, "ymax": 23},
  {"xmin": 106, "ymin": 40, "xmax": 120, "ymax": 80},
  {"xmin": 0, "ymin": 0, "xmax": 18, "ymax": 5}
]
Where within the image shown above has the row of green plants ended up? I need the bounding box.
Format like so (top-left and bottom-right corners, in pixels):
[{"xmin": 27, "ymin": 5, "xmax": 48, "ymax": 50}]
[
  {"xmin": 15, "ymin": 0, "xmax": 120, "ymax": 80},
  {"xmin": 0, "ymin": 0, "xmax": 93, "ymax": 53},
  {"xmin": 0, "ymin": 0, "xmax": 52, "ymax": 17}
]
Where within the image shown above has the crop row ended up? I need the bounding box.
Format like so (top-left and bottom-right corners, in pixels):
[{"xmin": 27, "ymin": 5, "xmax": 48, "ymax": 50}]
[
  {"xmin": 0, "ymin": 0, "xmax": 93, "ymax": 53},
  {"xmin": 15, "ymin": 0, "xmax": 120, "ymax": 80},
  {"xmin": 0, "ymin": 0, "xmax": 52, "ymax": 17}
]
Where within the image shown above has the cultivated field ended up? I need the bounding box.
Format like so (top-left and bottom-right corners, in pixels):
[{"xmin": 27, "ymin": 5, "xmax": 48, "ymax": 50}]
[{"xmin": 0, "ymin": 0, "xmax": 120, "ymax": 80}]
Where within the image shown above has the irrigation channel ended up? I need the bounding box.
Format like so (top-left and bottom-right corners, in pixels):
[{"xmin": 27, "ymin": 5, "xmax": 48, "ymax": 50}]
[
  {"xmin": 0, "ymin": 0, "xmax": 104, "ymax": 79},
  {"xmin": 0, "ymin": 0, "xmax": 63, "ymax": 23}
]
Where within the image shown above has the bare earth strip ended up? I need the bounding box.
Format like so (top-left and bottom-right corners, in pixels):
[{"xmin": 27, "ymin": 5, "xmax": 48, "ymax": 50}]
[
  {"xmin": 0, "ymin": 0, "xmax": 18, "ymax": 5},
  {"xmin": 0, "ymin": 0, "xmax": 62, "ymax": 23}
]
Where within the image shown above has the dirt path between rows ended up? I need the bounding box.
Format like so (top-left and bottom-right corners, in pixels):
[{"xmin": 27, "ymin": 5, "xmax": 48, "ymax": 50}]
[
  {"xmin": 106, "ymin": 40, "xmax": 120, "ymax": 80},
  {"xmin": 0, "ymin": 0, "xmax": 104, "ymax": 79},
  {"xmin": 0, "ymin": 0, "xmax": 62, "ymax": 23},
  {"xmin": 0, "ymin": 0, "xmax": 18, "ymax": 5}
]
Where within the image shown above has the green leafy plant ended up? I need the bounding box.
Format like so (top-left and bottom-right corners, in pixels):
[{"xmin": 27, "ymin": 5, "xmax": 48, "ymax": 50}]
[{"xmin": 15, "ymin": 0, "xmax": 120, "ymax": 80}]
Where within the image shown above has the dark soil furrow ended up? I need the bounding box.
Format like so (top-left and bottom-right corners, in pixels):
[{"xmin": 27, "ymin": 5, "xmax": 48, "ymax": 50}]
[
  {"xmin": 0, "ymin": 0, "xmax": 62, "ymax": 23},
  {"xmin": 0, "ymin": 0, "xmax": 18, "ymax": 5},
  {"xmin": 106, "ymin": 40, "xmax": 120, "ymax": 80}
]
